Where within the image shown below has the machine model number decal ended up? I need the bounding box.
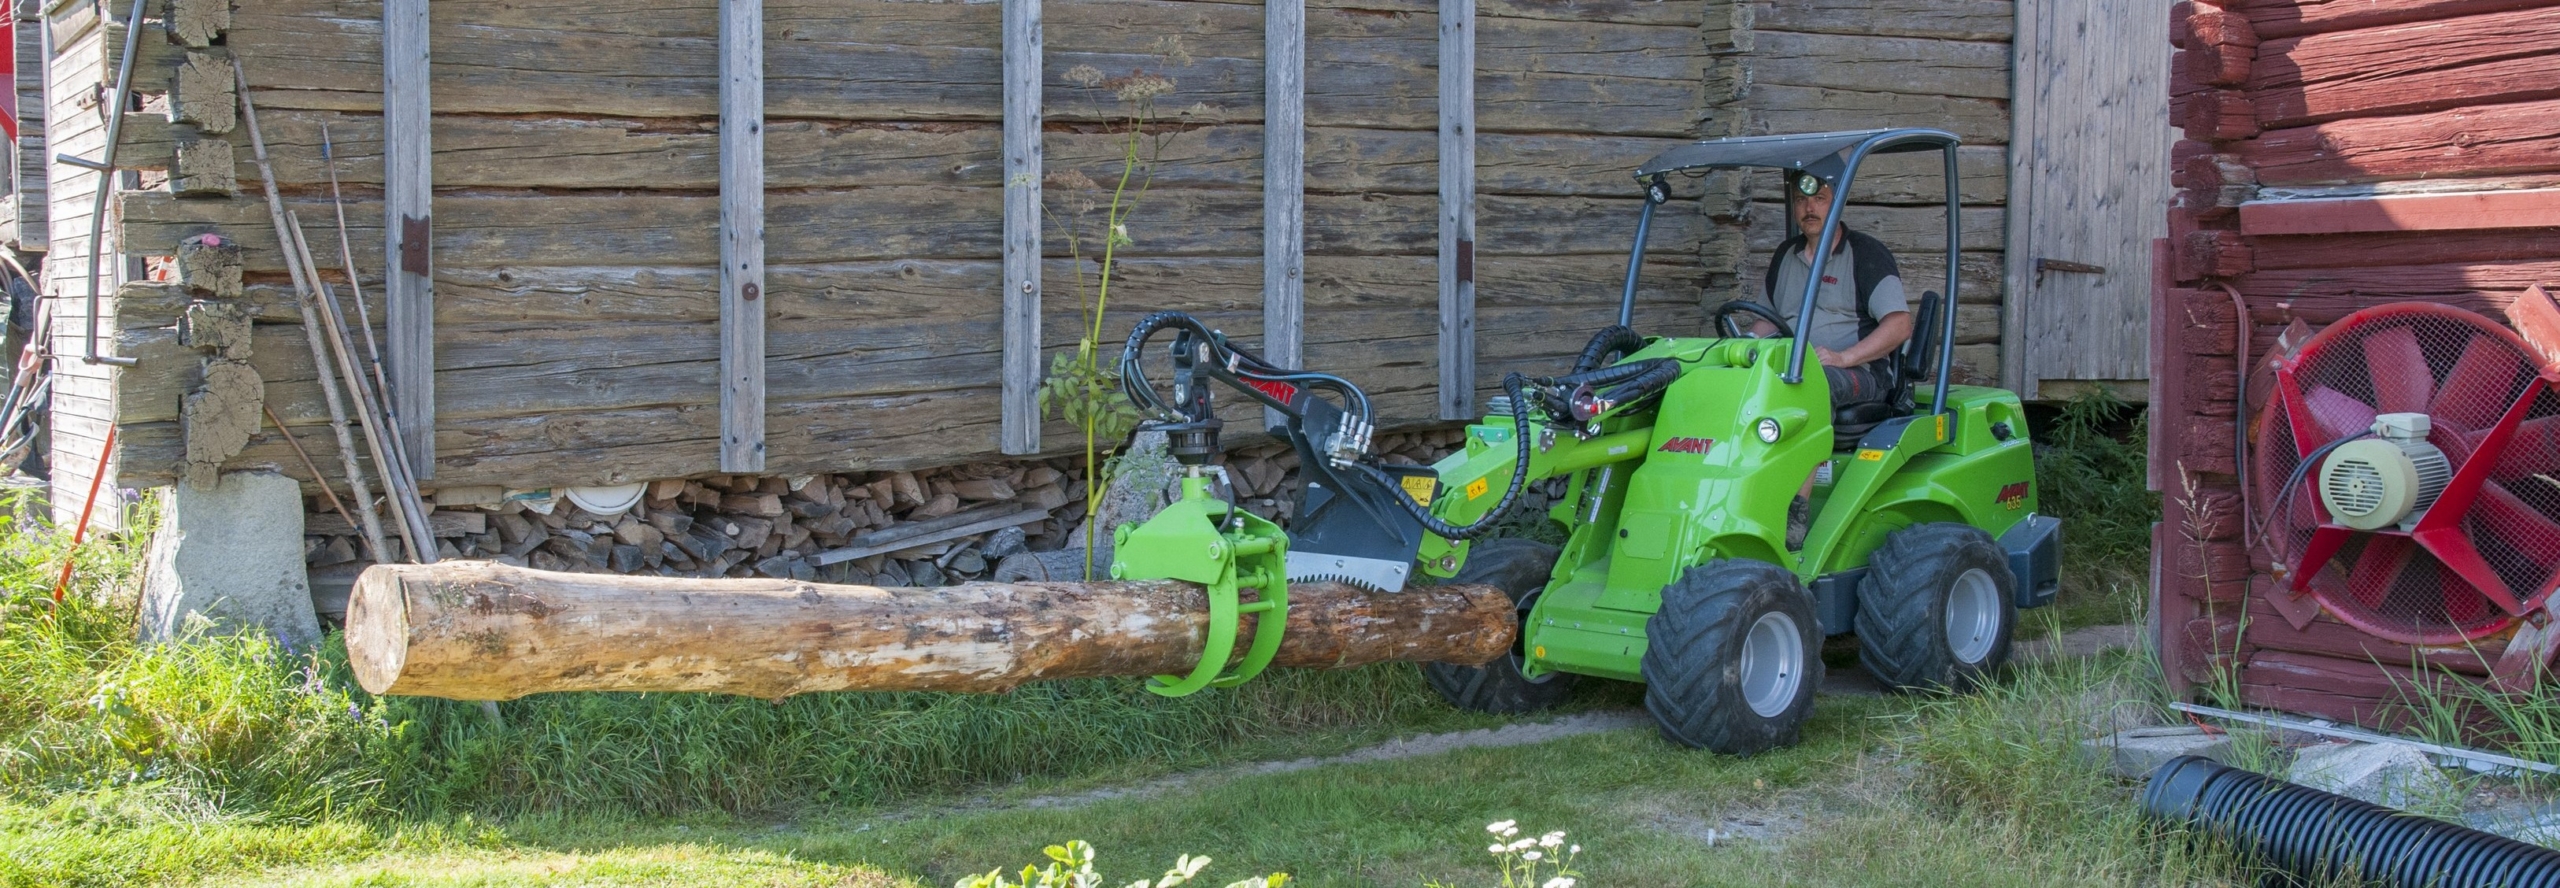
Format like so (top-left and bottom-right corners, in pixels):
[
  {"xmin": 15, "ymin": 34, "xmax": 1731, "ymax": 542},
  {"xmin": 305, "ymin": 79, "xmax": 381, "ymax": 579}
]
[
  {"xmin": 1657, "ymin": 437, "xmax": 1715, "ymax": 455},
  {"xmin": 1401, "ymin": 475, "xmax": 1438, "ymax": 507},
  {"xmin": 1466, "ymin": 478, "xmax": 1490, "ymax": 500},
  {"xmin": 1996, "ymin": 481, "xmax": 2030, "ymax": 510}
]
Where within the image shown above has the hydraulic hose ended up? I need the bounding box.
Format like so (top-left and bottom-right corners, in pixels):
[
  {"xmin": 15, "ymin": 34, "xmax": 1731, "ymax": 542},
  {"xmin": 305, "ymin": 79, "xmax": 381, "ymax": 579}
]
[
  {"xmin": 1118, "ymin": 310, "xmax": 1372, "ymax": 423},
  {"xmin": 1572, "ymin": 325, "xmax": 1648, "ymax": 374},
  {"xmin": 2143, "ymin": 755, "xmax": 2560, "ymax": 888},
  {"xmin": 1355, "ymin": 373, "xmax": 1537, "ymax": 542}
]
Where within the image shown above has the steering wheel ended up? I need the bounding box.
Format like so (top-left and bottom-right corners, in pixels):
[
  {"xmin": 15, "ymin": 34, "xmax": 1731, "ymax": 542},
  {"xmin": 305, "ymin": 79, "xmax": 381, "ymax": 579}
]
[{"xmin": 1711, "ymin": 300, "xmax": 1794, "ymax": 340}]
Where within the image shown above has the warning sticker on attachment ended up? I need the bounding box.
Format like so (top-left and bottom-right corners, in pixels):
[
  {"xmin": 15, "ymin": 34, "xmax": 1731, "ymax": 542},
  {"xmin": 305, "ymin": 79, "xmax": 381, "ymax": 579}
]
[{"xmin": 1401, "ymin": 475, "xmax": 1438, "ymax": 507}]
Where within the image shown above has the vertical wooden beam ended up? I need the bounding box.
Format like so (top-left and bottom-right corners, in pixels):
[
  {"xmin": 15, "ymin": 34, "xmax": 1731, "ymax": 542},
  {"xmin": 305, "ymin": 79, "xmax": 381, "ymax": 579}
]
[
  {"xmin": 382, "ymin": 0, "xmax": 433, "ymax": 479},
  {"xmin": 1262, "ymin": 0, "xmax": 1305, "ymax": 429},
  {"xmin": 1436, "ymin": 0, "xmax": 1476, "ymax": 420},
  {"xmin": 999, "ymin": 0, "xmax": 1042, "ymax": 455},
  {"xmin": 1998, "ymin": 0, "xmax": 2041, "ymax": 396},
  {"xmin": 718, "ymin": 0, "xmax": 766, "ymax": 472}
]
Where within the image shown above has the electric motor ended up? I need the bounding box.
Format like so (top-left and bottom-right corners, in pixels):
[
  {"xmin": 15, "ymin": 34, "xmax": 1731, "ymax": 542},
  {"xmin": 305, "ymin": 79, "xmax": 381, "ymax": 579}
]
[{"xmin": 2319, "ymin": 412, "xmax": 2452, "ymax": 531}]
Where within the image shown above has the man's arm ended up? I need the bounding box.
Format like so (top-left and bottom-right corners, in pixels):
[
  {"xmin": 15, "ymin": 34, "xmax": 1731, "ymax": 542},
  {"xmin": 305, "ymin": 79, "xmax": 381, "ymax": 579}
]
[{"xmin": 1815, "ymin": 311, "xmax": 1912, "ymax": 368}]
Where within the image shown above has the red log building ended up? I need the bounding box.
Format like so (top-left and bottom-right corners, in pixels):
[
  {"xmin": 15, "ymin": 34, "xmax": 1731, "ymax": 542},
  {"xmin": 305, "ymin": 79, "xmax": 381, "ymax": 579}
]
[{"xmin": 2152, "ymin": 0, "xmax": 2560, "ymax": 727}]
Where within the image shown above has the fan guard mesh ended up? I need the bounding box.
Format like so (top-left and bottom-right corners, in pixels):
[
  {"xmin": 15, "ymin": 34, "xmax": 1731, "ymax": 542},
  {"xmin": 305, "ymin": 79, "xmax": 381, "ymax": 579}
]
[{"xmin": 2250, "ymin": 303, "xmax": 2560, "ymax": 644}]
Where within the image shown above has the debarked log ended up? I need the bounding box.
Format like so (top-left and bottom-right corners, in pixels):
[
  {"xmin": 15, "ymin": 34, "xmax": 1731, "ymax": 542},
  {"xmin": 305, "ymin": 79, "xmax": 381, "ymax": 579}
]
[{"xmin": 347, "ymin": 561, "xmax": 1515, "ymax": 700}]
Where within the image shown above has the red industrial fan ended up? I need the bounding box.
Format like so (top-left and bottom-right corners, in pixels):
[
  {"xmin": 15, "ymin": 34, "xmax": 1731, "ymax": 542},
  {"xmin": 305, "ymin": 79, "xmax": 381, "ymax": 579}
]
[{"xmin": 2252, "ymin": 302, "xmax": 2560, "ymax": 649}]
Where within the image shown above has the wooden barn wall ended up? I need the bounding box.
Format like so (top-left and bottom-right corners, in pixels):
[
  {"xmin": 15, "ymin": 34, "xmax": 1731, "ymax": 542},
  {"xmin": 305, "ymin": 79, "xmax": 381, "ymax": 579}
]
[
  {"xmin": 1701, "ymin": 0, "xmax": 2013, "ymax": 385},
  {"xmin": 2153, "ymin": 0, "xmax": 2560, "ymax": 731},
  {"xmin": 40, "ymin": 0, "xmax": 117, "ymax": 527},
  {"xmin": 8, "ymin": 0, "xmax": 48, "ymax": 251},
  {"xmin": 81, "ymin": 0, "xmax": 1716, "ymax": 492}
]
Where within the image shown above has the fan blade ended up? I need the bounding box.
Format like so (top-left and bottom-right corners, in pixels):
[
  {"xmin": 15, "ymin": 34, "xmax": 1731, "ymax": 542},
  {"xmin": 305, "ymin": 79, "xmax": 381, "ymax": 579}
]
[
  {"xmin": 2472, "ymin": 480, "xmax": 2560, "ymax": 583},
  {"xmin": 2434, "ymin": 334, "xmax": 2530, "ymax": 431},
  {"xmin": 2509, "ymin": 284, "xmax": 2560, "ymax": 375},
  {"xmin": 2413, "ymin": 524, "xmax": 2531, "ymax": 616},
  {"xmin": 2343, "ymin": 534, "xmax": 2418, "ymax": 614},
  {"xmin": 2303, "ymin": 385, "xmax": 2378, "ymax": 441},
  {"xmin": 2361, "ymin": 324, "xmax": 2435, "ymax": 414}
]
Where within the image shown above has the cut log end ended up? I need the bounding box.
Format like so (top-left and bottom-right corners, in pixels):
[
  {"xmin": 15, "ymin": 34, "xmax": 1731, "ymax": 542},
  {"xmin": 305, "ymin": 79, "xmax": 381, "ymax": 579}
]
[{"xmin": 348, "ymin": 560, "xmax": 1516, "ymax": 701}]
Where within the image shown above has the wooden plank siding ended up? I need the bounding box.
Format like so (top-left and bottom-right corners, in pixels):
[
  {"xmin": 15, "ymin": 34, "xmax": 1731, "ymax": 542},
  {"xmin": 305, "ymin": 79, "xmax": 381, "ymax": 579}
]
[
  {"xmin": 9, "ymin": 0, "xmax": 49, "ymax": 251},
  {"xmin": 85, "ymin": 0, "xmax": 1723, "ymax": 491},
  {"xmin": 2150, "ymin": 0, "xmax": 2560, "ymax": 727},
  {"xmin": 40, "ymin": 0, "xmax": 119, "ymax": 527},
  {"xmin": 1701, "ymin": 0, "xmax": 2014, "ymax": 385}
]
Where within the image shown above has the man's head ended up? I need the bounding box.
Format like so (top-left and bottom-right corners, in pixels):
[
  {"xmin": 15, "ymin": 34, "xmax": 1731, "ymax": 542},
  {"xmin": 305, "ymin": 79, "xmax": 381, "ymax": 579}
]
[{"xmin": 1787, "ymin": 172, "xmax": 1835, "ymax": 241}]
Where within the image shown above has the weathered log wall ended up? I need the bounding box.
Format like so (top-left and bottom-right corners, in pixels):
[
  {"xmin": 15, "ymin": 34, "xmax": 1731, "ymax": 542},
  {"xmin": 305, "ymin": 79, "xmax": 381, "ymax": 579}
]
[
  {"xmin": 70, "ymin": 0, "xmax": 1715, "ymax": 494},
  {"xmin": 41, "ymin": 0, "xmax": 121, "ymax": 527},
  {"xmin": 1701, "ymin": 0, "xmax": 2013, "ymax": 385},
  {"xmin": 2154, "ymin": 0, "xmax": 2560, "ymax": 731}
]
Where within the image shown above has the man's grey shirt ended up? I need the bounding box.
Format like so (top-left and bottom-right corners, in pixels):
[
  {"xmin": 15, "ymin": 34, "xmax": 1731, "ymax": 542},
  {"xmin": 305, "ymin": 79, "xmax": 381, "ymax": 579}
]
[{"xmin": 1767, "ymin": 239, "xmax": 1908, "ymax": 354}]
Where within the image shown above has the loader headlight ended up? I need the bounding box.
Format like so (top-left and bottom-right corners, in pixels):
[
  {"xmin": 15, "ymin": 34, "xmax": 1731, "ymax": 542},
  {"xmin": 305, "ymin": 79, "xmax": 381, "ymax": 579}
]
[{"xmin": 1755, "ymin": 416, "xmax": 1783, "ymax": 444}]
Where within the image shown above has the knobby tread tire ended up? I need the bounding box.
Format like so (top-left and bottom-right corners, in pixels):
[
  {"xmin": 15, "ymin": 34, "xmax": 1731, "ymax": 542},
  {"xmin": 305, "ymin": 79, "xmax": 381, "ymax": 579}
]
[
  {"xmin": 1640, "ymin": 559, "xmax": 1822, "ymax": 756},
  {"xmin": 1855, "ymin": 522, "xmax": 2017, "ymax": 694},
  {"xmin": 1422, "ymin": 538, "xmax": 1578, "ymax": 714}
]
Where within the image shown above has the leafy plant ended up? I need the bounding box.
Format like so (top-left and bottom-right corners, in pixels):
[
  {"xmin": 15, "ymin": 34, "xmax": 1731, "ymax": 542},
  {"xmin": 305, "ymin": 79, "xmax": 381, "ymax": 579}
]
[
  {"xmin": 955, "ymin": 840, "xmax": 1284, "ymax": 888},
  {"xmin": 1037, "ymin": 44, "xmax": 1214, "ymax": 566}
]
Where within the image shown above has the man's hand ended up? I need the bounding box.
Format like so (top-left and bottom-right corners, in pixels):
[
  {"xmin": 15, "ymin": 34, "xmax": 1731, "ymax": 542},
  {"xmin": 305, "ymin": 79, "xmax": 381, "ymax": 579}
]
[{"xmin": 1815, "ymin": 346, "xmax": 1853, "ymax": 368}]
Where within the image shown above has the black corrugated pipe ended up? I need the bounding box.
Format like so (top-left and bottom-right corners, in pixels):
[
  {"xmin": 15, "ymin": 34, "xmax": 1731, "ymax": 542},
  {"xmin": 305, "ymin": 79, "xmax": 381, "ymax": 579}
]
[{"xmin": 2143, "ymin": 755, "xmax": 2560, "ymax": 888}]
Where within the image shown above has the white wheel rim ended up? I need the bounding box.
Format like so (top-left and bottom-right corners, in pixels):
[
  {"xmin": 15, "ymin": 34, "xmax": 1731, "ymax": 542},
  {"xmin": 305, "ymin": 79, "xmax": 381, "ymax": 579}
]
[
  {"xmin": 1739, "ymin": 610, "xmax": 1805, "ymax": 719},
  {"xmin": 1945, "ymin": 568, "xmax": 2002, "ymax": 665}
]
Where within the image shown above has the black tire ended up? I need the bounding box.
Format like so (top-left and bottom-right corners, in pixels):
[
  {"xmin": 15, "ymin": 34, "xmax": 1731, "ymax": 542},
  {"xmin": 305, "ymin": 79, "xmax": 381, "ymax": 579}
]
[
  {"xmin": 1640, "ymin": 559, "xmax": 1822, "ymax": 755},
  {"xmin": 1855, "ymin": 522, "xmax": 2017, "ymax": 693},
  {"xmin": 1421, "ymin": 538, "xmax": 1579, "ymax": 713}
]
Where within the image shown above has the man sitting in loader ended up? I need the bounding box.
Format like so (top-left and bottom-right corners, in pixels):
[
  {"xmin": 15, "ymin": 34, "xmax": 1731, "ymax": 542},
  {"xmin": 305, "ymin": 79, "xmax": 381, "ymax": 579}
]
[
  {"xmin": 1746, "ymin": 170, "xmax": 1914, "ymax": 408},
  {"xmin": 1748, "ymin": 170, "xmax": 1914, "ymax": 548}
]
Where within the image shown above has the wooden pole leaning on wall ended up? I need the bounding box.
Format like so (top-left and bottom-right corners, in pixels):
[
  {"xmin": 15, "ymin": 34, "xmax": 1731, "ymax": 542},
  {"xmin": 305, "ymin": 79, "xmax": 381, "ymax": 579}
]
[
  {"xmin": 382, "ymin": 0, "xmax": 434, "ymax": 480},
  {"xmin": 346, "ymin": 561, "xmax": 1515, "ymax": 700},
  {"xmin": 998, "ymin": 0, "xmax": 1043, "ymax": 455},
  {"xmin": 1436, "ymin": 0, "xmax": 1477, "ymax": 420},
  {"xmin": 240, "ymin": 61, "xmax": 436, "ymax": 562},
  {"xmin": 1263, "ymin": 0, "xmax": 1306, "ymax": 431},
  {"xmin": 235, "ymin": 62, "xmax": 397, "ymax": 564},
  {"xmin": 718, "ymin": 0, "xmax": 766, "ymax": 472}
]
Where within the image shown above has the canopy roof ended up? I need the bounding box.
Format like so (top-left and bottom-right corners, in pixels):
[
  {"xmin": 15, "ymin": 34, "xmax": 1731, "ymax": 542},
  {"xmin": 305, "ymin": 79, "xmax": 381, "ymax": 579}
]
[{"xmin": 1633, "ymin": 128, "xmax": 1959, "ymax": 181}]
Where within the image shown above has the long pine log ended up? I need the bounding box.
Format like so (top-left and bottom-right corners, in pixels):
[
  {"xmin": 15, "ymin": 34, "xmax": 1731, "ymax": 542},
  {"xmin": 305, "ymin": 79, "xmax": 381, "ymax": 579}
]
[{"xmin": 348, "ymin": 561, "xmax": 1514, "ymax": 700}]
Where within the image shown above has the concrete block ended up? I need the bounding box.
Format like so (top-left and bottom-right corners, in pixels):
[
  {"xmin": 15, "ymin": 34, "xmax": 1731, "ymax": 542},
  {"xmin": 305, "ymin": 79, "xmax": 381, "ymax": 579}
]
[
  {"xmin": 2083, "ymin": 725, "xmax": 2234, "ymax": 779},
  {"xmin": 2288, "ymin": 742, "xmax": 2454, "ymax": 810},
  {"xmin": 140, "ymin": 471, "xmax": 319, "ymax": 650}
]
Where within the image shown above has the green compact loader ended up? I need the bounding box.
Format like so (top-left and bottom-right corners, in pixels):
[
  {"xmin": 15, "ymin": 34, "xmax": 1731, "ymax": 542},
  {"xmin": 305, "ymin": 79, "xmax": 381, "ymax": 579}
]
[{"xmin": 1107, "ymin": 128, "xmax": 2062, "ymax": 754}]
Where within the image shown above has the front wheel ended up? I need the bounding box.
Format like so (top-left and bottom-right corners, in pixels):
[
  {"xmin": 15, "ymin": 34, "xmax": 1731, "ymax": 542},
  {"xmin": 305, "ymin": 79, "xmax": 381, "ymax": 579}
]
[
  {"xmin": 1640, "ymin": 559, "xmax": 1822, "ymax": 755},
  {"xmin": 1855, "ymin": 523, "xmax": 2017, "ymax": 693},
  {"xmin": 1422, "ymin": 538, "xmax": 1579, "ymax": 713}
]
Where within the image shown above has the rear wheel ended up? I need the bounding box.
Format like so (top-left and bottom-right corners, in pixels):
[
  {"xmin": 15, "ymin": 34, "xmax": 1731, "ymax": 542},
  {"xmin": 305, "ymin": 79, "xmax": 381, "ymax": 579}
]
[
  {"xmin": 1422, "ymin": 538, "xmax": 1578, "ymax": 713},
  {"xmin": 1855, "ymin": 522, "xmax": 2016, "ymax": 693},
  {"xmin": 1640, "ymin": 559, "xmax": 1822, "ymax": 755}
]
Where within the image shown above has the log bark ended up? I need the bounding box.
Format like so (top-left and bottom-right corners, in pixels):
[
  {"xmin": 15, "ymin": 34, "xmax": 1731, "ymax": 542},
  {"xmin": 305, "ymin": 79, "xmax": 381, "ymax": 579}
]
[{"xmin": 348, "ymin": 560, "xmax": 1515, "ymax": 700}]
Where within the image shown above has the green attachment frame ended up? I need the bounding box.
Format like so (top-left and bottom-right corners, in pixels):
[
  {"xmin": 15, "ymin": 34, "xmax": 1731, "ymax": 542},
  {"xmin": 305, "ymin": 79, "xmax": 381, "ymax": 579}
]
[{"xmin": 1111, "ymin": 473, "xmax": 1291, "ymax": 697}]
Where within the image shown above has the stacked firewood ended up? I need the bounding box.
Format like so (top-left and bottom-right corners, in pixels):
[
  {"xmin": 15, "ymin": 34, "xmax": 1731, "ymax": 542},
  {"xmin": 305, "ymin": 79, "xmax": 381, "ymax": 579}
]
[{"xmin": 303, "ymin": 429, "xmax": 1481, "ymax": 594}]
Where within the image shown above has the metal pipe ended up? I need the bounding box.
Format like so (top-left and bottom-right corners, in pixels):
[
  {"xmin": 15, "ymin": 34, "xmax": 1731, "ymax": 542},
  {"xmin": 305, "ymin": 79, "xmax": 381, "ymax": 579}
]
[
  {"xmin": 1618, "ymin": 175, "xmax": 1668, "ymax": 328},
  {"xmin": 2172, "ymin": 702, "xmax": 2560, "ymax": 777},
  {"xmin": 1786, "ymin": 156, "xmax": 1865, "ymax": 385},
  {"xmin": 1932, "ymin": 143, "xmax": 1961, "ymax": 413},
  {"xmin": 74, "ymin": 0, "xmax": 150, "ymax": 367},
  {"xmin": 2143, "ymin": 755, "xmax": 2560, "ymax": 888}
]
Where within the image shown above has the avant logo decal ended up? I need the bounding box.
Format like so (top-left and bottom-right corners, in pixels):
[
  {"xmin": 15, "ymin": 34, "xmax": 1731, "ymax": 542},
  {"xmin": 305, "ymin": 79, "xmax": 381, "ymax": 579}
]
[
  {"xmin": 1996, "ymin": 481, "xmax": 2030, "ymax": 510},
  {"xmin": 1657, "ymin": 437, "xmax": 1715, "ymax": 455}
]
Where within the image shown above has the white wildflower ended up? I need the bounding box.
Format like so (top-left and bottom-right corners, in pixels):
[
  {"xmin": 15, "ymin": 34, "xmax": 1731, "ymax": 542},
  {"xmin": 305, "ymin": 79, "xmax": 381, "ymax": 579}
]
[
  {"xmin": 1569, "ymin": 845, "xmax": 1581, "ymax": 855},
  {"xmin": 1507, "ymin": 838, "xmax": 1536, "ymax": 852},
  {"xmin": 1487, "ymin": 844, "xmax": 1506, "ymax": 855},
  {"xmin": 1487, "ymin": 820, "xmax": 1516, "ymax": 834},
  {"xmin": 1543, "ymin": 878, "xmax": 1576, "ymax": 888},
  {"xmin": 1539, "ymin": 832, "xmax": 1564, "ymax": 848},
  {"xmin": 1522, "ymin": 851, "xmax": 1543, "ymax": 862}
]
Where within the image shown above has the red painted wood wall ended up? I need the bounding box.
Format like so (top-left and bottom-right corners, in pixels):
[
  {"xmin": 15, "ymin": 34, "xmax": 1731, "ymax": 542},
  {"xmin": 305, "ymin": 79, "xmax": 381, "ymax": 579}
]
[{"xmin": 2153, "ymin": 0, "xmax": 2560, "ymax": 730}]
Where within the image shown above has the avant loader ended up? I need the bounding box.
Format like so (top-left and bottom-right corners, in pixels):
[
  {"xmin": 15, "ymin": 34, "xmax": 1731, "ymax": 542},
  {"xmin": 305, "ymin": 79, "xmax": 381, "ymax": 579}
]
[
  {"xmin": 1108, "ymin": 128, "xmax": 2062, "ymax": 754},
  {"xmin": 348, "ymin": 130, "xmax": 2059, "ymax": 757}
]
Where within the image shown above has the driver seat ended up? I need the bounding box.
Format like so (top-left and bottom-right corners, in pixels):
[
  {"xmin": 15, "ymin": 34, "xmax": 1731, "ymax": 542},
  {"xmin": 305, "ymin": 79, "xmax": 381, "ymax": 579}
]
[{"xmin": 1831, "ymin": 290, "xmax": 1945, "ymax": 450}]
